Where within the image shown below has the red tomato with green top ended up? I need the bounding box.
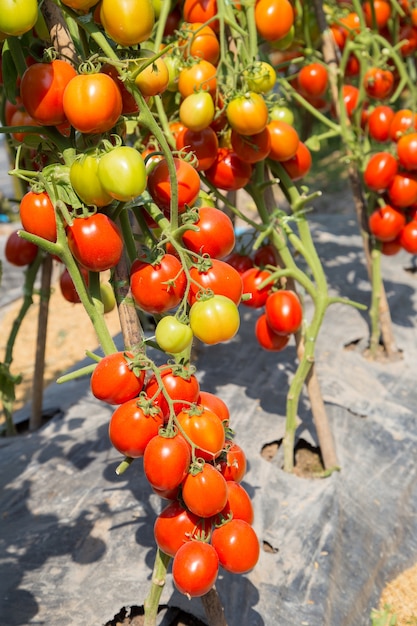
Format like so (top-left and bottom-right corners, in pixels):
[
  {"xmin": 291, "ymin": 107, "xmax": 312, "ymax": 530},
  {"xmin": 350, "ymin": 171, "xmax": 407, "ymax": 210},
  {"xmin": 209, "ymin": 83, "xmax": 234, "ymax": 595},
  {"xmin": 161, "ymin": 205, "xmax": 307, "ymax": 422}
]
[
  {"xmin": 182, "ymin": 206, "xmax": 235, "ymax": 259},
  {"xmin": 130, "ymin": 253, "xmax": 186, "ymax": 313},
  {"xmin": 181, "ymin": 462, "xmax": 228, "ymax": 517},
  {"xmin": 19, "ymin": 191, "xmax": 57, "ymax": 242},
  {"xmin": 90, "ymin": 351, "xmax": 146, "ymax": 405},
  {"xmin": 143, "ymin": 433, "xmax": 191, "ymax": 491},
  {"xmin": 265, "ymin": 290, "xmax": 303, "ymax": 335},
  {"xmin": 211, "ymin": 519, "xmax": 259, "ymax": 573},
  {"xmin": 176, "ymin": 405, "xmax": 226, "ymax": 461},
  {"xmin": 241, "ymin": 267, "xmax": 273, "ymax": 308},
  {"xmin": 147, "ymin": 157, "xmax": 201, "ymax": 214},
  {"xmin": 67, "ymin": 213, "xmax": 123, "ymax": 272},
  {"xmin": 188, "ymin": 258, "xmax": 243, "ymax": 305},
  {"xmin": 172, "ymin": 541, "xmax": 219, "ymax": 597},
  {"xmin": 226, "ymin": 92, "xmax": 269, "ymax": 136},
  {"xmin": 204, "ymin": 147, "xmax": 253, "ymax": 191},
  {"xmin": 154, "ymin": 500, "xmax": 204, "ymax": 557},
  {"xmin": 145, "ymin": 366, "xmax": 200, "ymax": 417},
  {"xmin": 363, "ymin": 152, "xmax": 398, "ymax": 192},
  {"xmin": 109, "ymin": 399, "xmax": 164, "ymax": 458}
]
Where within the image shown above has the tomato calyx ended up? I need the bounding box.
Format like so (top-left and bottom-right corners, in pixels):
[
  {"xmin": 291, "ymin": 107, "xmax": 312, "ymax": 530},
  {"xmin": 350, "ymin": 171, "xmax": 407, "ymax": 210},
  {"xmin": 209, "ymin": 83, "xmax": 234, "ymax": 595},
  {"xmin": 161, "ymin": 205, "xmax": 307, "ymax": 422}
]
[
  {"xmin": 187, "ymin": 457, "xmax": 206, "ymax": 476},
  {"xmin": 123, "ymin": 351, "xmax": 151, "ymax": 378},
  {"xmin": 134, "ymin": 392, "xmax": 163, "ymax": 417}
]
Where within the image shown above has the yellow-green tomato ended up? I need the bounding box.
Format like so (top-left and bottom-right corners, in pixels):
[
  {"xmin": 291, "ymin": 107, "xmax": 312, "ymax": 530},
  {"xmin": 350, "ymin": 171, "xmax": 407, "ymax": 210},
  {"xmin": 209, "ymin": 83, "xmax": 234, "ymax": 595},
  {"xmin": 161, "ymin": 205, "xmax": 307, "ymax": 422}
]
[
  {"xmin": 155, "ymin": 316, "xmax": 193, "ymax": 353},
  {"xmin": 70, "ymin": 154, "xmax": 113, "ymax": 207},
  {"xmin": 189, "ymin": 295, "xmax": 240, "ymax": 345},
  {"xmin": 179, "ymin": 92, "xmax": 215, "ymax": 132},
  {"xmin": 98, "ymin": 146, "xmax": 147, "ymax": 202},
  {"xmin": 243, "ymin": 62, "xmax": 276, "ymax": 94},
  {"xmin": 0, "ymin": 0, "xmax": 38, "ymax": 36},
  {"xmin": 100, "ymin": 282, "xmax": 117, "ymax": 313}
]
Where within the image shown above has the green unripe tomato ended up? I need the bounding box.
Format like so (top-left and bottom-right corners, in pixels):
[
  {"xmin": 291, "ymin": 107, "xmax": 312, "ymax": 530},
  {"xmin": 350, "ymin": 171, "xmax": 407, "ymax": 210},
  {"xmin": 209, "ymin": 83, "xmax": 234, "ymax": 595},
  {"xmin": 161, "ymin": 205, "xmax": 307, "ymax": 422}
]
[
  {"xmin": 155, "ymin": 316, "xmax": 193, "ymax": 353},
  {"xmin": 98, "ymin": 146, "xmax": 147, "ymax": 202},
  {"xmin": 179, "ymin": 92, "xmax": 215, "ymax": 132},
  {"xmin": 70, "ymin": 154, "xmax": 113, "ymax": 207},
  {"xmin": 0, "ymin": 0, "xmax": 38, "ymax": 36},
  {"xmin": 243, "ymin": 62, "xmax": 276, "ymax": 94},
  {"xmin": 269, "ymin": 105, "xmax": 295, "ymax": 126},
  {"xmin": 100, "ymin": 282, "xmax": 117, "ymax": 314}
]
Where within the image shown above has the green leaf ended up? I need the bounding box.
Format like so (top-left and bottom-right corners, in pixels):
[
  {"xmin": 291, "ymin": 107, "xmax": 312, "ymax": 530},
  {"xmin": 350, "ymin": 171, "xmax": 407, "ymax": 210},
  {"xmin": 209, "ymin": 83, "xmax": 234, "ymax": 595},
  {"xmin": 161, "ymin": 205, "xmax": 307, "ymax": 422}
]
[{"xmin": 1, "ymin": 40, "xmax": 19, "ymax": 105}]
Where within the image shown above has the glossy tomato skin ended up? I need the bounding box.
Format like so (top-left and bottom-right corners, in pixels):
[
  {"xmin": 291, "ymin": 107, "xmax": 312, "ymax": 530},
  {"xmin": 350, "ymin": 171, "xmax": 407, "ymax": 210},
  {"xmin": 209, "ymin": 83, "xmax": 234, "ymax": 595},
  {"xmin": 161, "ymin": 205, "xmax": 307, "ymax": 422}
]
[
  {"xmin": 189, "ymin": 295, "xmax": 240, "ymax": 345},
  {"xmin": 389, "ymin": 109, "xmax": 417, "ymax": 141},
  {"xmin": 265, "ymin": 290, "xmax": 303, "ymax": 335},
  {"xmin": 19, "ymin": 191, "xmax": 57, "ymax": 242},
  {"xmin": 145, "ymin": 366, "xmax": 200, "ymax": 417},
  {"xmin": 297, "ymin": 63, "xmax": 328, "ymax": 98},
  {"xmin": 63, "ymin": 73, "xmax": 123, "ymax": 134},
  {"xmin": 363, "ymin": 152, "xmax": 398, "ymax": 192},
  {"xmin": 204, "ymin": 147, "xmax": 253, "ymax": 191},
  {"xmin": 221, "ymin": 481, "xmax": 254, "ymax": 524},
  {"xmin": 241, "ymin": 267, "xmax": 272, "ymax": 308},
  {"xmin": 5, "ymin": 230, "xmax": 38, "ymax": 266},
  {"xmin": 175, "ymin": 126, "xmax": 219, "ymax": 171},
  {"xmin": 67, "ymin": 214, "xmax": 123, "ymax": 272},
  {"xmin": 98, "ymin": 146, "xmax": 147, "ymax": 202},
  {"xmin": 143, "ymin": 433, "xmax": 191, "ymax": 491},
  {"xmin": 172, "ymin": 541, "xmax": 219, "ymax": 597},
  {"xmin": 178, "ymin": 59, "xmax": 217, "ymax": 98},
  {"xmin": 197, "ymin": 391, "xmax": 230, "ymax": 423},
  {"xmin": 397, "ymin": 132, "xmax": 417, "ymax": 170},
  {"xmin": 154, "ymin": 500, "xmax": 204, "ymax": 557},
  {"xmin": 176, "ymin": 406, "xmax": 226, "ymax": 461},
  {"xmin": 363, "ymin": 67, "xmax": 394, "ymax": 100},
  {"xmin": 388, "ymin": 172, "xmax": 417, "ymax": 207},
  {"xmin": 100, "ymin": 0, "xmax": 155, "ymax": 46},
  {"xmin": 230, "ymin": 128, "xmax": 271, "ymax": 164},
  {"xmin": 0, "ymin": 0, "xmax": 38, "ymax": 36},
  {"xmin": 281, "ymin": 141, "xmax": 312, "ymax": 180},
  {"xmin": 147, "ymin": 157, "xmax": 201, "ymax": 213},
  {"xmin": 255, "ymin": 0, "xmax": 294, "ymax": 42},
  {"xmin": 211, "ymin": 519, "xmax": 259, "ymax": 574},
  {"xmin": 90, "ymin": 351, "xmax": 146, "ymax": 405},
  {"xmin": 130, "ymin": 253, "xmax": 186, "ymax": 314},
  {"xmin": 182, "ymin": 0, "xmax": 219, "ymax": 31},
  {"xmin": 179, "ymin": 92, "xmax": 215, "ymax": 132},
  {"xmin": 226, "ymin": 92, "xmax": 269, "ymax": 136},
  {"xmin": 178, "ymin": 22, "xmax": 220, "ymax": 65},
  {"xmin": 367, "ymin": 105, "xmax": 395, "ymax": 142},
  {"xmin": 217, "ymin": 442, "xmax": 247, "ymax": 482},
  {"xmin": 182, "ymin": 207, "xmax": 235, "ymax": 259},
  {"xmin": 109, "ymin": 399, "xmax": 164, "ymax": 457},
  {"xmin": 188, "ymin": 259, "xmax": 243, "ymax": 305},
  {"xmin": 368, "ymin": 205, "xmax": 406, "ymax": 242},
  {"xmin": 155, "ymin": 316, "xmax": 193, "ymax": 354},
  {"xmin": 20, "ymin": 60, "xmax": 77, "ymax": 126},
  {"xmin": 182, "ymin": 463, "xmax": 228, "ymax": 517},
  {"xmin": 399, "ymin": 220, "xmax": 417, "ymax": 253},
  {"xmin": 255, "ymin": 313, "xmax": 290, "ymax": 351},
  {"xmin": 267, "ymin": 120, "xmax": 299, "ymax": 162}
]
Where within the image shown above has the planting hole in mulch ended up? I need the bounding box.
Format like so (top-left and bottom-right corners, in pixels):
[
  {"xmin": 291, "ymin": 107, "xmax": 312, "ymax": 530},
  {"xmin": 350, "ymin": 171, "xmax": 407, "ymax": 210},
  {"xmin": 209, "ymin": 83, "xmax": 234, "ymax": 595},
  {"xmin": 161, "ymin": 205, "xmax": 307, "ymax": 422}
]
[
  {"xmin": 104, "ymin": 605, "xmax": 208, "ymax": 626},
  {"xmin": 260, "ymin": 438, "xmax": 325, "ymax": 477}
]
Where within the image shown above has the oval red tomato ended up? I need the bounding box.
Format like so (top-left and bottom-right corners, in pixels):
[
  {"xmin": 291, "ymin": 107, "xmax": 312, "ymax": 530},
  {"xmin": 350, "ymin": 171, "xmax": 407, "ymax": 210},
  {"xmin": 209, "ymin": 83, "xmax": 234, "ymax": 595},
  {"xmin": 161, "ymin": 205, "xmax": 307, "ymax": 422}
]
[
  {"xmin": 67, "ymin": 213, "xmax": 123, "ymax": 272},
  {"xmin": 108, "ymin": 399, "xmax": 164, "ymax": 458},
  {"xmin": 181, "ymin": 462, "xmax": 228, "ymax": 517},
  {"xmin": 130, "ymin": 253, "xmax": 186, "ymax": 313},
  {"xmin": 211, "ymin": 519, "xmax": 259, "ymax": 573},
  {"xmin": 265, "ymin": 290, "xmax": 303, "ymax": 335},
  {"xmin": 5, "ymin": 230, "xmax": 38, "ymax": 266},
  {"xmin": 19, "ymin": 191, "xmax": 57, "ymax": 242},
  {"xmin": 143, "ymin": 432, "xmax": 191, "ymax": 491},
  {"xmin": 90, "ymin": 351, "xmax": 146, "ymax": 405},
  {"xmin": 172, "ymin": 541, "xmax": 219, "ymax": 597},
  {"xmin": 182, "ymin": 206, "xmax": 235, "ymax": 259}
]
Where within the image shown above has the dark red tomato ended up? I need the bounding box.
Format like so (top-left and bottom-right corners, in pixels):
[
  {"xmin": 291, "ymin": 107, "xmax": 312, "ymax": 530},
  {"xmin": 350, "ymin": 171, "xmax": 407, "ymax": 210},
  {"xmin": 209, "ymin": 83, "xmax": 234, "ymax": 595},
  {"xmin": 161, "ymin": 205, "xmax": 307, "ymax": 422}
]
[
  {"xmin": 20, "ymin": 59, "xmax": 77, "ymax": 126},
  {"xmin": 182, "ymin": 206, "xmax": 235, "ymax": 259},
  {"xmin": 211, "ymin": 519, "xmax": 259, "ymax": 574},
  {"xmin": 367, "ymin": 105, "xmax": 395, "ymax": 142},
  {"xmin": 397, "ymin": 132, "xmax": 417, "ymax": 170},
  {"xmin": 154, "ymin": 500, "xmax": 204, "ymax": 557},
  {"xmin": 267, "ymin": 120, "xmax": 299, "ymax": 162},
  {"xmin": 265, "ymin": 290, "xmax": 303, "ymax": 335},
  {"xmin": 363, "ymin": 0, "xmax": 391, "ymax": 28},
  {"xmin": 175, "ymin": 125, "xmax": 218, "ymax": 171},
  {"xmin": 59, "ymin": 266, "xmax": 89, "ymax": 303},
  {"xmin": 147, "ymin": 157, "xmax": 201, "ymax": 214},
  {"xmin": 255, "ymin": 313, "xmax": 290, "ymax": 351},
  {"xmin": 188, "ymin": 258, "xmax": 243, "ymax": 305},
  {"xmin": 4, "ymin": 230, "xmax": 38, "ymax": 266},
  {"xmin": 253, "ymin": 243, "xmax": 277, "ymax": 267},
  {"xmin": 389, "ymin": 109, "xmax": 417, "ymax": 141},
  {"xmin": 363, "ymin": 152, "xmax": 398, "ymax": 192},
  {"xmin": 197, "ymin": 390, "xmax": 230, "ymax": 423},
  {"xmin": 341, "ymin": 84, "xmax": 359, "ymax": 118},
  {"xmin": 230, "ymin": 127, "xmax": 271, "ymax": 164},
  {"xmin": 19, "ymin": 191, "xmax": 57, "ymax": 242},
  {"xmin": 224, "ymin": 251, "xmax": 254, "ymax": 274},
  {"xmin": 297, "ymin": 63, "xmax": 328, "ymax": 98},
  {"xmin": 100, "ymin": 62, "xmax": 139, "ymax": 115},
  {"xmin": 108, "ymin": 399, "xmax": 164, "ymax": 458},
  {"xmin": 182, "ymin": 462, "xmax": 228, "ymax": 517},
  {"xmin": 221, "ymin": 481, "xmax": 254, "ymax": 524},
  {"xmin": 204, "ymin": 147, "xmax": 253, "ymax": 191},
  {"xmin": 172, "ymin": 541, "xmax": 219, "ymax": 597},
  {"xmin": 368, "ymin": 205, "xmax": 406, "ymax": 242},
  {"xmin": 90, "ymin": 351, "xmax": 146, "ymax": 405},
  {"xmin": 281, "ymin": 141, "xmax": 312, "ymax": 181},
  {"xmin": 10, "ymin": 108, "xmax": 40, "ymax": 143},
  {"xmin": 399, "ymin": 220, "xmax": 417, "ymax": 253},
  {"xmin": 399, "ymin": 24, "xmax": 417, "ymax": 56},
  {"xmin": 145, "ymin": 366, "xmax": 200, "ymax": 417},
  {"xmin": 363, "ymin": 67, "xmax": 394, "ymax": 100},
  {"xmin": 241, "ymin": 267, "xmax": 273, "ymax": 308},
  {"xmin": 345, "ymin": 52, "xmax": 360, "ymax": 77},
  {"xmin": 381, "ymin": 237, "xmax": 402, "ymax": 256},
  {"xmin": 217, "ymin": 442, "xmax": 247, "ymax": 482},
  {"xmin": 388, "ymin": 172, "xmax": 417, "ymax": 207},
  {"xmin": 143, "ymin": 433, "xmax": 191, "ymax": 491},
  {"xmin": 130, "ymin": 253, "xmax": 186, "ymax": 313},
  {"xmin": 67, "ymin": 213, "xmax": 123, "ymax": 272},
  {"xmin": 176, "ymin": 405, "xmax": 226, "ymax": 461}
]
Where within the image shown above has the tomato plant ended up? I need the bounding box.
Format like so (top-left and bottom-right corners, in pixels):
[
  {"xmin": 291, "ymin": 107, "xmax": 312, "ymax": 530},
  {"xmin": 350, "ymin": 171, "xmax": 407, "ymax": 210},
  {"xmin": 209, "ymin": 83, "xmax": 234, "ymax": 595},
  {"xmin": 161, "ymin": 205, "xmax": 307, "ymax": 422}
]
[
  {"xmin": 67, "ymin": 214, "xmax": 124, "ymax": 272},
  {"xmin": 90, "ymin": 351, "xmax": 146, "ymax": 405}
]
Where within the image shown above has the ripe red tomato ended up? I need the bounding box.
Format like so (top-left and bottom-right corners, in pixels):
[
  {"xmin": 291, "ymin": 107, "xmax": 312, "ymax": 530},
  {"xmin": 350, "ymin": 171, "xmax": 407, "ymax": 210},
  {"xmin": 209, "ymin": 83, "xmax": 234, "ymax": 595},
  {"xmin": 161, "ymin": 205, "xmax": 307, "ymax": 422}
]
[
  {"xmin": 368, "ymin": 205, "xmax": 406, "ymax": 242},
  {"xmin": 59, "ymin": 267, "xmax": 88, "ymax": 303},
  {"xmin": 221, "ymin": 480, "xmax": 254, "ymax": 524},
  {"xmin": 226, "ymin": 92, "xmax": 269, "ymax": 136},
  {"xmin": 188, "ymin": 258, "xmax": 243, "ymax": 305},
  {"xmin": 182, "ymin": 206, "xmax": 235, "ymax": 259},
  {"xmin": 63, "ymin": 73, "xmax": 123, "ymax": 134},
  {"xmin": 10, "ymin": 109, "xmax": 40, "ymax": 143},
  {"xmin": 145, "ymin": 365, "xmax": 200, "ymax": 417},
  {"xmin": 67, "ymin": 214, "xmax": 123, "ymax": 272},
  {"xmin": 255, "ymin": 313, "xmax": 290, "ymax": 351},
  {"xmin": 363, "ymin": 152, "xmax": 398, "ymax": 192},
  {"xmin": 108, "ymin": 399, "xmax": 164, "ymax": 457},
  {"xmin": 267, "ymin": 120, "xmax": 299, "ymax": 162},
  {"xmin": 363, "ymin": 0, "xmax": 391, "ymax": 28},
  {"xmin": 90, "ymin": 351, "xmax": 146, "ymax": 405},
  {"xmin": 204, "ymin": 147, "xmax": 253, "ymax": 191},
  {"xmin": 281, "ymin": 141, "xmax": 312, "ymax": 181},
  {"xmin": 20, "ymin": 60, "xmax": 77, "ymax": 126},
  {"xmin": 175, "ymin": 125, "xmax": 219, "ymax": 171},
  {"xmin": 211, "ymin": 519, "xmax": 259, "ymax": 573},
  {"xmin": 143, "ymin": 433, "xmax": 191, "ymax": 491},
  {"xmin": 363, "ymin": 67, "xmax": 394, "ymax": 100},
  {"xmin": 182, "ymin": 462, "xmax": 228, "ymax": 517},
  {"xmin": 5, "ymin": 230, "xmax": 38, "ymax": 266},
  {"xmin": 254, "ymin": 0, "xmax": 294, "ymax": 42},
  {"xmin": 399, "ymin": 219, "xmax": 417, "ymax": 253},
  {"xmin": 297, "ymin": 63, "xmax": 328, "ymax": 98},
  {"xmin": 100, "ymin": 63, "xmax": 139, "ymax": 115},
  {"xmin": 230, "ymin": 128, "xmax": 271, "ymax": 164},
  {"xmin": 130, "ymin": 253, "xmax": 186, "ymax": 313},
  {"xmin": 367, "ymin": 105, "xmax": 395, "ymax": 142},
  {"xmin": 19, "ymin": 191, "xmax": 57, "ymax": 242},
  {"xmin": 397, "ymin": 132, "xmax": 417, "ymax": 170},
  {"xmin": 217, "ymin": 442, "xmax": 247, "ymax": 482},
  {"xmin": 241, "ymin": 267, "xmax": 273, "ymax": 308},
  {"xmin": 389, "ymin": 109, "xmax": 417, "ymax": 141},
  {"xmin": 176, "ymin": 405, "xmax": 226, "ymax": 461},
  {"xmin": 197, "ymin": 390, "xmax": 230, "ymax": 423},
  {"xmin": 147, "ymin": 157, "xmax": 201, "ymax": 214},
  {"xmin": 265, "ymin": 290, "xmax": 303, "ymax": 335},
  {"xmin": 172, "ymin": 541, "xmax": 219, "ymax": 597},
  {"xmin": 341, "ymin": 84, "xmax": 360, "ymax": 118},
  {"xmin": 388, "ymin": 172, "xmax": 417, "ymax": 207},
  {"xmin": 253, "ymin": 243, "xmax": 278, "ymax": 267},
  {"xmin": 224, "ymin": 251, "xmax": 254, "ymax": 274},
  {"xmin": 154, "ymin": 500, "xmax": 204, "ymax": 557}
]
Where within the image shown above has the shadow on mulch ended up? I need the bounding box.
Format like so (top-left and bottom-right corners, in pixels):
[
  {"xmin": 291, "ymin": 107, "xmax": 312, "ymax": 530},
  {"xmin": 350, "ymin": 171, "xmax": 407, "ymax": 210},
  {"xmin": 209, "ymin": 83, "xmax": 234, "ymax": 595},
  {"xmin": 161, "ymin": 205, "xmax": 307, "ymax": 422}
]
[{"xmin": 104, "ymin": 605, "xmax": 208, "ymax": 626}]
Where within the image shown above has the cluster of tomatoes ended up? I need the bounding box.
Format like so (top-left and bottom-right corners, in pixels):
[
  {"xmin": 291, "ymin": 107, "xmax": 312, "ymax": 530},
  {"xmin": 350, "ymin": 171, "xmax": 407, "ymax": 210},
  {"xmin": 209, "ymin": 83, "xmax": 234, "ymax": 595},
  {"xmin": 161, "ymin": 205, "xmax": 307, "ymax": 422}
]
[{"xmin": 90, "ymin": 350, "xmax": 259, "ymax": 597}]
